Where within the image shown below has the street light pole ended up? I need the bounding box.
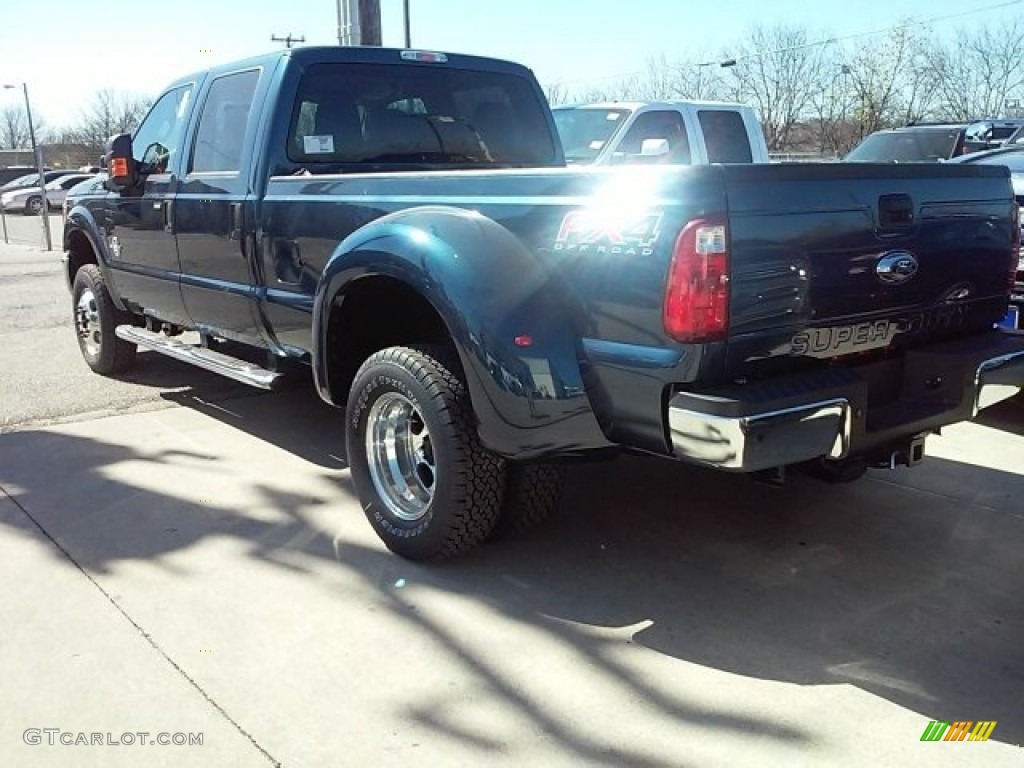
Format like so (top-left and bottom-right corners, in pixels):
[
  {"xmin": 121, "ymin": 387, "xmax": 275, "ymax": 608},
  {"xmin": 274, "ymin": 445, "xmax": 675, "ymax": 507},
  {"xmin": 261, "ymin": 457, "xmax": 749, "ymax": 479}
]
[
  {"xmin": 3, "ymin": 83, "xmax": 51, "ymax": 251},
  {"xmin": 403, "ymin": 0, "xmax": 411, "ymax": 47}
]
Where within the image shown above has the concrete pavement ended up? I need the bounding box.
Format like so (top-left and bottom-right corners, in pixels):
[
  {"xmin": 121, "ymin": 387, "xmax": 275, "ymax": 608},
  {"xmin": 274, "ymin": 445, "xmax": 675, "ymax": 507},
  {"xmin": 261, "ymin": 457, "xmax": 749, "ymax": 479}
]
[
  {"xmin": 2, "ymin": 394, "xmax": 1022, "ymax": 766},
  {"xmin": 0, "ymin": 211, "xmax": 61, "ymax": 250},
  {"xmin": 1, "ymin": 242, "xmax": 251, "ymax": 433}
]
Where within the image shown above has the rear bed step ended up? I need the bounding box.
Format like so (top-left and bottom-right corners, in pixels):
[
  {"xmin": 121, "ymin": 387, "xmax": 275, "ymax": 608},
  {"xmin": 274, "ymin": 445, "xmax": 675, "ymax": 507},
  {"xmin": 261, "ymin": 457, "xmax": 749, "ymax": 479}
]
[{"xmin": 115, "ymin": 326, "xmax": 284, "ymax": 390}]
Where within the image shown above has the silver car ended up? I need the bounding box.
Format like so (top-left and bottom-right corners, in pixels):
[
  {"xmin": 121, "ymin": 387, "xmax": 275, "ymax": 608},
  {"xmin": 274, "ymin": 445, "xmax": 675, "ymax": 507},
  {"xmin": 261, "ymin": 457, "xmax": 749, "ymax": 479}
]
[{"xmin": 0, "ymin": 173, "xmax": 98, "ymax": 215}]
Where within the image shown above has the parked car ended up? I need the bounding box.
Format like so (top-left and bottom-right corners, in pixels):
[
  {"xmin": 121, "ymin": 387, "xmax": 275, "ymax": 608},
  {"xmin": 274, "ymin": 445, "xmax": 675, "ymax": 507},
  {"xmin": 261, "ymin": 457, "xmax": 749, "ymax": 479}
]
[
  {"xmin": 0, "ymin": 166, "xmax": 41, "ymax": 187},
  {"xmin": 0, "ymin": 169, "xmax": 85, "ymax": 195},
  {"xmin": 1005, "ymin": 125, "xmax": 1024, "ymax": 146},
  {"xmin": 961, "ymin": 118, "xmax": 1024, "ymax": 153},
  {"xmin": 61, "ymin": 173, "xmax": 108, "ymax": 226},
  {"xmin": 847, "ymin": 119, "xmax": 1024, "ymax": 164},
  {"xmin": 551, "ymin": 100, "xmax": 770, "ymax": 165},
  {"xmin": 1, "ymin": 172, "xmax": 97, "ymax": 214},
  {"xmin": 844, "ymin": 123, "xmax": 970, "ymax": 163},
  {"xmin": 949, "ymin": 145, "xmax": 1024, "ymax": 329}
]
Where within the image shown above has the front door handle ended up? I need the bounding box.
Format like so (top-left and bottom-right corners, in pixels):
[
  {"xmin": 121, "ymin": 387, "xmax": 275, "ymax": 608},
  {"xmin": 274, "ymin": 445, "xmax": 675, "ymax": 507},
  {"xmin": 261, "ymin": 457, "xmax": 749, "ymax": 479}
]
[
  {"xmin": 229, "ymin": 202, "xmax": 242, "ymax": 241},
  {"xmin": 162, "ymin": 200, "xmax": 174, "ymax": 233}
]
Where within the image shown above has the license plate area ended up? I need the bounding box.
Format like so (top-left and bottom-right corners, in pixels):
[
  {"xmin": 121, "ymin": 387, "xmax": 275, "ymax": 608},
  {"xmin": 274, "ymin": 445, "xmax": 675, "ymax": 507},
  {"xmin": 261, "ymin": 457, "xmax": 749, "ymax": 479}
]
[{"xmin": 999, "ymin": 304, "xmax": 1020, "ymax": 330}]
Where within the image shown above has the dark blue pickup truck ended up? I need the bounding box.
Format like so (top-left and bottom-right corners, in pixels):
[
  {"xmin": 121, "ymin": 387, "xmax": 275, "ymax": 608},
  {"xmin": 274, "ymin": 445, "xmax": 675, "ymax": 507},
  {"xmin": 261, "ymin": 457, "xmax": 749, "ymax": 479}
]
[{"xmin": 63, "ymin": 46, "xmax": 1024, "ymax": 560}]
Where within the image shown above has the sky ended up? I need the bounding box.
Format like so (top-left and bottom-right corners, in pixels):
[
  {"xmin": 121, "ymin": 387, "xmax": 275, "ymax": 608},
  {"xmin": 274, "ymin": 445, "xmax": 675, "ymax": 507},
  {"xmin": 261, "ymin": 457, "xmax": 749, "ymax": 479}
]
[{"xmin": 1, "ymin": 0, "xmax": 1021, "ymax": 131}]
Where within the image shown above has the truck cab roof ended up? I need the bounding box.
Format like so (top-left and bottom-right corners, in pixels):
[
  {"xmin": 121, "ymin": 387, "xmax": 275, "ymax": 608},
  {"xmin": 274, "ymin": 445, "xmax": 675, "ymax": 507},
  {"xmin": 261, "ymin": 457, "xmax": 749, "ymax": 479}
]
[{"xmin": 168, "ymin": 46, "xmax": 536, "ymax": 89}]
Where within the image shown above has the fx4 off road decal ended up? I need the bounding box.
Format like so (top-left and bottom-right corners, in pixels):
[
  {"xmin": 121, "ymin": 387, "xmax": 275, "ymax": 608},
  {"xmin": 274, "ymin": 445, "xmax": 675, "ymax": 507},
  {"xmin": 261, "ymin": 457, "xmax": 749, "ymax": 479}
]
[{"xmin": 554, "ymin": 211, "xmax": 663, "ymax": 256}]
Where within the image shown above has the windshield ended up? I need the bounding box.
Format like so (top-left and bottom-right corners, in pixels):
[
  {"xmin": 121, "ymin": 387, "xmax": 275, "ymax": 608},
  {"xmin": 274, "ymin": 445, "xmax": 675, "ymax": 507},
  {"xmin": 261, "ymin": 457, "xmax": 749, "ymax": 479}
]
[
  {"xmin": 965, "ymin": 123, "xmax": 1024, "ymax": 142},
  {"xmin": 552, "ymin": 108, "xmax": 631, "ymax": 164},
  {"xmin": 845, "ymin": 129, "xmax": 961, "ymax": 163}
]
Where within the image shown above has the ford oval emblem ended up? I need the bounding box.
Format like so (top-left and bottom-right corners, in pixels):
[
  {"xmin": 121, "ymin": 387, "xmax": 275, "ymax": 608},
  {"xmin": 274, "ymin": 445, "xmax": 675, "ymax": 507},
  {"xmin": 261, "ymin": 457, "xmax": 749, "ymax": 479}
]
[{"xmin": 876, "ymin": 251, "xmax": 919, "ymax": 285}]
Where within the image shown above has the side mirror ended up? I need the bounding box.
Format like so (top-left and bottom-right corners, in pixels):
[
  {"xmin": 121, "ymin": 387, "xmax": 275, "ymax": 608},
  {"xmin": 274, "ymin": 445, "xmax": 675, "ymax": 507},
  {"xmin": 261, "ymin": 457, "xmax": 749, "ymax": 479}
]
[
  {"xmin": 640, "ymin": 138, "xmax": 670, "ymax": 158},
  {"xmin": 104, "ymin": 133, "xmax": 136, "ymax": 192}
]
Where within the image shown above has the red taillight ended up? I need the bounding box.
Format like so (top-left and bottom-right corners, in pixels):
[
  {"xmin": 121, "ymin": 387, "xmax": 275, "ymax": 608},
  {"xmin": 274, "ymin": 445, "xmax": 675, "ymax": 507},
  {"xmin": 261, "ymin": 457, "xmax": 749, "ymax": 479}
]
[{"xmin": 663, "ymin": 216, "xmax": 730, "ymax": 342}]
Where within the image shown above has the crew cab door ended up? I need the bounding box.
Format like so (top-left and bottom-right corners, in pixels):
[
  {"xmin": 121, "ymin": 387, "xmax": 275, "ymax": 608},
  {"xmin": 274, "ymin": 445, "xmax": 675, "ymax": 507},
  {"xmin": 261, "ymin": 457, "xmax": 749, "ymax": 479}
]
[
  {"xmin": 174, "ymin": 68, "xmax": 266, "ymax": 342},
  {"xmin": 104, "ymin": 83, "xmax": 194, "ymax": 325}
]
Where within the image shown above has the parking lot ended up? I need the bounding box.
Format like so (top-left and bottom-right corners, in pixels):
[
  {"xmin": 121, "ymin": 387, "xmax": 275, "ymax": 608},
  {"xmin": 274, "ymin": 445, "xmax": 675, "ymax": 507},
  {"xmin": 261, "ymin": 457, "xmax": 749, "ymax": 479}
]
[
  {"xmin": 0, "ymin": 210, "xmax": 62, "ymax": 250},
  {"xmin": 1, "ymin": 242, "xmax": 1021, "ymax": 767}
]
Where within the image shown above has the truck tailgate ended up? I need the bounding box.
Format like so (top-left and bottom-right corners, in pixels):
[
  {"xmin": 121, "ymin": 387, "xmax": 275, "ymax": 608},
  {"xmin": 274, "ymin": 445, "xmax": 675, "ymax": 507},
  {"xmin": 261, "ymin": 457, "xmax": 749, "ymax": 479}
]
[{"xmin": 721, "ymin": 163, "xmax": 1017, "ymax": 378}]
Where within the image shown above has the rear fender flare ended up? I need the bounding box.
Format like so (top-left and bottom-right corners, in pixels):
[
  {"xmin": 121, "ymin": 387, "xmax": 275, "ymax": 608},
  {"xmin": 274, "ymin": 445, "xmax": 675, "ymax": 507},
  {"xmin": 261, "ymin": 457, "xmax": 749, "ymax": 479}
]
[{"xmin": 314, "ymin": 205, "xmax": 604, "ymax": 457}]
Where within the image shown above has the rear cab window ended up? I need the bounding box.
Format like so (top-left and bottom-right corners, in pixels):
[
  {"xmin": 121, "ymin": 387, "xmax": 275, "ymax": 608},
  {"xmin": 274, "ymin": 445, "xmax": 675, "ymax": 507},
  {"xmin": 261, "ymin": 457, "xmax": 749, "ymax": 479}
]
[
  {"xmin": 697, "ymin": 110, "xmax": 753, "ymax": 163},
  {"xmin": 286, "ymin": 62, "xmax": 557, "ymax": 169}
]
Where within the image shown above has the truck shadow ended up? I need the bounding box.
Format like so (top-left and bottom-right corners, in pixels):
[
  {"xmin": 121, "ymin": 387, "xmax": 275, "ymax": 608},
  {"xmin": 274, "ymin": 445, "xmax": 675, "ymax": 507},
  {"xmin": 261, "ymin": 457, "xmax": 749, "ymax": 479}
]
[
  {"xmin": 1, "ymin": 387, "xmax": 1021, "ymax": 752},
  {"xmin": 974, "ymin": 395, "xmax": 1024, "ymax": 436}
]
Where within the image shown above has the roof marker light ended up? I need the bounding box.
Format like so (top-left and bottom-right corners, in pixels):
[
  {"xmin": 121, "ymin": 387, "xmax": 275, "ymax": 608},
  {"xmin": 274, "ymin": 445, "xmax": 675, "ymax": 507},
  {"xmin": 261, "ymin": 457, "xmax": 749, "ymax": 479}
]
[{"xmin": 400, "ymin": 50, "xmax": 448, "ymax": 63}]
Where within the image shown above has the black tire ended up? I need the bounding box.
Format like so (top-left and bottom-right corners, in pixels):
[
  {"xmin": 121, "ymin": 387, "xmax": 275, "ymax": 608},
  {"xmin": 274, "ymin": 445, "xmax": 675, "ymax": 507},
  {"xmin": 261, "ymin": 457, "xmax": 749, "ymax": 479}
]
[
  {"xmin": 72, "ymin": 264, "xmax": 137, "ymax": 374},
  {"xmin": 345, "ymin": 345, "xmax": 505, "ymax": 560},
  {"xmin": 25, "ymin": 196, "xmax": 43, "ymax": 216},
  {"xmin": 798, "ymin": 455, "xmax": 868, "ymax": 484},
  {"xmin": 493, "ymin": 462, "xmax": 566, "ymax": 536}
]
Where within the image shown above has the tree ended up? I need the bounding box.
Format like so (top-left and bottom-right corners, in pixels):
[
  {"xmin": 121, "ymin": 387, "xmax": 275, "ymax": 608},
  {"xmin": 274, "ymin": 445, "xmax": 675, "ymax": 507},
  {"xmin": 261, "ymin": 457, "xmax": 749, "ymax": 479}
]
[
  {"xmin": 0, "ymin": 104, "xmax": 29, "ymax": 149},
  {"xmin": 807, "ymin": 59, "xmax": 856, "ymax": 156},
  {"xmin": 544, "ymin": 82, "xmax": 571, "ymax": 107},
  {"xmin": 842, "ymin": 25, "xmax": 938, "ymax": 142},
  {"xmin": 720, "ymin": 25, "xmax": 830, "ymax": 151},
  {"xmin": 64, "ymin": 89, "xmax": 153, "ymax": 153},
  {"xmin": 924, "ymin": 20, "xmax": 1024, "ymax": 120},
  {"xmin": 633, "ymin": 54, "xmax": 727, "ymax": 101}
]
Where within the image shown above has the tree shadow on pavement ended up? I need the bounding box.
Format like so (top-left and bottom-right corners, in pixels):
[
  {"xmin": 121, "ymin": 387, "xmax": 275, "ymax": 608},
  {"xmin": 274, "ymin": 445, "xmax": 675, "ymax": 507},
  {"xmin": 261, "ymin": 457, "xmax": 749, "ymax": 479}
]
[{"xmin": 0, "ymin": 396, "xmax": 1021, "ymax": 753}]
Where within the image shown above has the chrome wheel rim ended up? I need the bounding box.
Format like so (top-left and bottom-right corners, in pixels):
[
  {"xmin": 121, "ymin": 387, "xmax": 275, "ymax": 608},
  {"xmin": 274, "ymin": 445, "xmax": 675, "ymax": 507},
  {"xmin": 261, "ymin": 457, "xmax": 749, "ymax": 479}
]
[
  {"xmin": 365, "ymin": 392, "xmax": 436, "ymax": 521},
  {"xmin": 29, "ymin": 198, "xmax": 43, "ymax": 214},
  {"xmin": 75, "ymin": 288, "xmax": 101, "ymax": 357}
]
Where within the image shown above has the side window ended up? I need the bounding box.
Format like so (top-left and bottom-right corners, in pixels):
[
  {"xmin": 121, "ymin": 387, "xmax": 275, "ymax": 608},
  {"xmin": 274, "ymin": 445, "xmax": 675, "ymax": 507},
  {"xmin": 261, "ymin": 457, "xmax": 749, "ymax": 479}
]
[
  {"xmin": 698, "ymin": 110, "xmax": 754, "ymax": 163},
  {"xmin": 189, "ymin": 70, "xmax": 260, "ymax": 174},
  {"xmin": 132, "ymin": 85, "xmax": 194, "ymax": 173},
  {"xmin": 617, "ymin": 111, "xmax": 691, "ymax": 163}
]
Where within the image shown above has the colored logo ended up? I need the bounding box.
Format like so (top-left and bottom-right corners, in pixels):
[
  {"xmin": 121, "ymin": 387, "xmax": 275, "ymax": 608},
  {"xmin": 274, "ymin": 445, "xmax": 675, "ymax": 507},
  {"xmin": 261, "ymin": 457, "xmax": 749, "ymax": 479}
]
[
  {"xmin": 920, "ymin": 720, "xmax": 997, "ymax": 742},
  {"xmin": 554, "ymin": 210, "xmax": 662, "ymax": 256}
]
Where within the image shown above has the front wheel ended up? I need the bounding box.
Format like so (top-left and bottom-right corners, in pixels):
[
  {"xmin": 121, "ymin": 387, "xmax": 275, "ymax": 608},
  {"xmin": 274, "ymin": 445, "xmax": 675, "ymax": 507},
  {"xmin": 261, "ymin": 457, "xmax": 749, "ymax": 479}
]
[
  {"xmin": 72, "ymin": 264, "xmax": 137, "ymax": 374},
  {"xmin": 25, "ymin": 196, "xmax": 43, "ymax": 215},
  {"xmin": 345, "ymin": 345, "xmax": 505, "ymax": 560}
]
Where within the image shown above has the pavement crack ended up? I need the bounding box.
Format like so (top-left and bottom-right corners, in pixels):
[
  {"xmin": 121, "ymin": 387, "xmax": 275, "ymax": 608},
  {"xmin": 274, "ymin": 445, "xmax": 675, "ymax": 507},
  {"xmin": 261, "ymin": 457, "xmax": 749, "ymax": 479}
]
[{"xmin": 0, "ymin": 484, "xmax": 283, "ymax": 767}]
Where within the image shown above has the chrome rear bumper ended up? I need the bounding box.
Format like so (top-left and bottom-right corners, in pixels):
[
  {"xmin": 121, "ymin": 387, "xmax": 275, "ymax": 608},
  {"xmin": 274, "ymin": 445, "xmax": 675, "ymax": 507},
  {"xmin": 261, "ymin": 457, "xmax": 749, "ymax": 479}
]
[
  {"xmin": 668, "ymin": 397, "xmax": 851, "ymax": 471},
  {"xmin": 667, "ymin": 334, "xmax": 1024, "ymax": 473}
]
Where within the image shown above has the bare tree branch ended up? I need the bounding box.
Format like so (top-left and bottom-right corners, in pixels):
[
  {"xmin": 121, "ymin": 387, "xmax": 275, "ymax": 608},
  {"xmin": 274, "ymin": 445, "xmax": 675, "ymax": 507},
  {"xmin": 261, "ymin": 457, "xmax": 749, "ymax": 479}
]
[
  {"xmin": 724, "ymin": 25, "xmax": 829, "ymax": 150},
  {"xmin": 0, "ymin": 104, "xmax": 29, "ymax": 149},
  {"xmin": 62, "ymin": 89, "xmax": 153, "ymax": 154}
]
